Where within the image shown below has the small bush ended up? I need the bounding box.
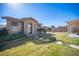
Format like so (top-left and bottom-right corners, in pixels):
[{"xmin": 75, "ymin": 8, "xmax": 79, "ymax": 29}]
[
  {"xmin": 49, "ymin": 37, "xmax": 56, "ymax": 41},
  {"xmin": 37, "ymin": 28, "xmax": 46, "ymax": 34},
  {"xmin": 0, "ymin": 28, "xmax": 8, "ymax": 36},
  {"xmin": 0, "ymin": 44, "xmax": 6, "ymax": 51},
  {"xmin": 0, "ymin": 34, "xmax": 26, "ymax": 43}
]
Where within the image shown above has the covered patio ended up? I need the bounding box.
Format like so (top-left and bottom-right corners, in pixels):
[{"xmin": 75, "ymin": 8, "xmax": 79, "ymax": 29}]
[{"xmin": 67, "ymin": 20, "xmax": 79, "ymax": 38}]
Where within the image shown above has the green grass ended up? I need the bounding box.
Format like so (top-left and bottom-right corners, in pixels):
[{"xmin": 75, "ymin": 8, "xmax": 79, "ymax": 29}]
[
  {"xmin": 54, "ymin": 32, "xmax": 79, "ymax": 45},
  {"xmin": 0, "ymin": 32, "xmax": 79, "ymax": 56},
  {"xmin": 0, "ymin": 42, "xmax": 79, "ymax": 56}
]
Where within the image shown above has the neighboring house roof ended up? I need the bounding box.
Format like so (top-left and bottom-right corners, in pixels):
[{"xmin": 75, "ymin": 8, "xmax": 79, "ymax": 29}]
[
  {"xmin": 67, "ymin": 20, "xmax": 79, "ymax": 26},
  {"xmin": 53, "ymin": 26, "xmax": 67, "ymax": 32}
]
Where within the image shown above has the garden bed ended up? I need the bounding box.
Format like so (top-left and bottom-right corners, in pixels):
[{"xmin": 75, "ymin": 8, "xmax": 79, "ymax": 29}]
[{"xmin": 0, "ymin": 34, "xmax": 26, "ymax": 43}]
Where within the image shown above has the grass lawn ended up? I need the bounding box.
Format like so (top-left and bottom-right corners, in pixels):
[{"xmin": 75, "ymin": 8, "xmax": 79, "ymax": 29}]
[
  {"xmin": 54, "ymin": 32, "xmax": 79, "ymax": 45},
  {"xmin": 0, "ymin": 32, "xmax": 79, "ymax": 56}
]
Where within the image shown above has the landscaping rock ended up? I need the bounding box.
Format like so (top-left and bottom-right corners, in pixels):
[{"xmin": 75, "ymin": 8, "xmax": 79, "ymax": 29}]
[{"xmin": 55, "ymin": 41, "xmax": 63, "ymax": 44}]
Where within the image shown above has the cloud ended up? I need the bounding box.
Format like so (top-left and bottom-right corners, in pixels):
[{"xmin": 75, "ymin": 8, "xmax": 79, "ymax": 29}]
[{"xmin": 0, "ymin": 22, "xmax": 6, "ymax": 25}]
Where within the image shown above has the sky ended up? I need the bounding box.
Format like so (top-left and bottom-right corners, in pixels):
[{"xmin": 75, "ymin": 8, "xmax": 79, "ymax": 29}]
[{"xmin": 0, "ymin": 3, "xmax": 79, "ymax": 27}]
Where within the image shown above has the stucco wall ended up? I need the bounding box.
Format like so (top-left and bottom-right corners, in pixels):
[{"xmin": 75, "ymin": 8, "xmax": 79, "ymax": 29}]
[
  {"xmin": 23, "ymin": 19, "xmax": 39, "ymax": 34},
  {"xmin": 24, "ymin": 19, "xmax": 38, "ymax": 34},
  {"xmin": 7, "ymin": 20, "xmax": 22, "ymax": 34},
  {"xmin": 7, "ymin": 18, "xmax": 39, "ymax": 34}
]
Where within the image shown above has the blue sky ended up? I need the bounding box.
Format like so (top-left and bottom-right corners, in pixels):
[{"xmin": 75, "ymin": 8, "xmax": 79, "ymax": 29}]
[{"xmin": 0, "ymin": 3, "xmax": 79, "ymax": 26}]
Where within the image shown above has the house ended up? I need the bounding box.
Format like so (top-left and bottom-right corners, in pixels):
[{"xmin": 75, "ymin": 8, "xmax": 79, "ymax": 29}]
[
  {"xmin": 52, "ymin": 26, "xmax": 67, "ymax": 32},
  {"xmin": 67, "ymin": 20, "xmax": 79, "ymax": 37},
  {"xmin": 1, "ymin": 16, "xmax": 40, "ymax": 35}
]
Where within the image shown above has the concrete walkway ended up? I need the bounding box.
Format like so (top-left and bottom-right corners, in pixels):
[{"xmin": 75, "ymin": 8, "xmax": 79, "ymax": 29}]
[
  {"xmin": 69, "ymin": 44, "xmax": 79, "ymax": 49},
  {"xmin": 55, "ymin": 41, "xmax": 79, "ymax": 49},
  {"xmin": 69, "ymin": 34, "xmax": 79, "ymax": 38}
]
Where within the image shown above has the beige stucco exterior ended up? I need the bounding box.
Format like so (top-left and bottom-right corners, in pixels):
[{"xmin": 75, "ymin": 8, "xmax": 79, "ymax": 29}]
[
  {"xmin": 22, "ymin": 19, "xmax": 39, "ymax": 34},
  {"xmin": 6, "ymin": 20, "xmax": 22, "ymax": 34}
]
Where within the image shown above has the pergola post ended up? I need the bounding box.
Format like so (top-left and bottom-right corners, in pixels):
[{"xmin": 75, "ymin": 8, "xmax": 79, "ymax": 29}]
[
  {"xmin": 68, "ymin": 25, "xmax": 73, "ymax": 35},
  {"xmin": 67, "ymin": 25, "xmax": 70, "ymax": 34},
  {"xmin": 69, "ymin": 26, "xmax": 72, "ymax": 34},
  {"xmin": 67, "ymin": 25, "xmax": 72, "ymax": 34}
]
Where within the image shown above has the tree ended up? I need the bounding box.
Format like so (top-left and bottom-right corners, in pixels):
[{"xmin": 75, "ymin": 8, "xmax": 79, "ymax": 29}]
[
  {"xmin": 51, "ymin": 25, "xmax": 55, "ymax": 28},
  {"xmin": 51, "ymin": 25, "xmax": 55, "ymax": 31},
  {"xmin": 47, "ymin": 27, "xmax": 52, "ymax": 32},
  {"xmin": 37, "ymin": 28, "xmax": 46, "ymax": 34}
]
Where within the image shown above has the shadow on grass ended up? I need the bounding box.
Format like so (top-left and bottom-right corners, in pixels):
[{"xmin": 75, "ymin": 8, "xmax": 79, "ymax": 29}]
[{"xmin": 0, "ymin": 33, "xmax": 56, "ymax": 51}]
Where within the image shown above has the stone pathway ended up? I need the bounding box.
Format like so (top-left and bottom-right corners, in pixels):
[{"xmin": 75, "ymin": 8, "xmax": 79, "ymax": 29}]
[{"xmin": 55, "ymin": 41, "xmax": 79, "ymax": 49}]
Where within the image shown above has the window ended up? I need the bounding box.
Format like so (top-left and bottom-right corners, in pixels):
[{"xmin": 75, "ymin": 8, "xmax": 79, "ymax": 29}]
[
  {"xmin": 12, "ymin": 26, "xmax": 18, "ymax": 31},
  {"xmin": 11, "ymin": 21, "xmax": 18, "ymax": 32}
]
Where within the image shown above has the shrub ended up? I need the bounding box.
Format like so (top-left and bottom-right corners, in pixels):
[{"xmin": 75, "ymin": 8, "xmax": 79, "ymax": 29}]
[
  {"xmin": 0, "ymin": 44, "xmax": 6, "ymax": 51},
  {"xmin": 0, "ymin": 28, "xmax": 8, "ymax": 36},
  {"xmin": 37, "ymin": 28, "xmax": 46, "ymax": 34},
  {"xmin": 0, "ymin": 34, "xmax": 26, "ymax": 43},
  {"xmin": 49, "ymin": 37, "xmax": 56, "ymax": 41},
  {"xmin": 47, "ymin": 28, "xmax": 52, "ymax": 32}
]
